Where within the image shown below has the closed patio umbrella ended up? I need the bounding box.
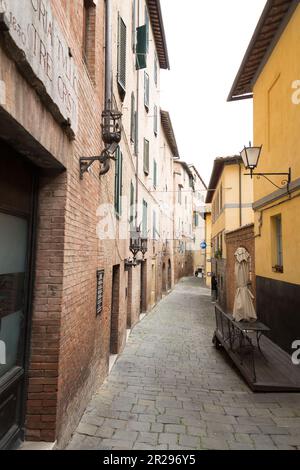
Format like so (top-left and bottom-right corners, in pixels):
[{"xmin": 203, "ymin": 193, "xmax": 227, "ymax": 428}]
[{"xmin": 233, "ymin": 247, "xmax": 257, "ymax": 322}]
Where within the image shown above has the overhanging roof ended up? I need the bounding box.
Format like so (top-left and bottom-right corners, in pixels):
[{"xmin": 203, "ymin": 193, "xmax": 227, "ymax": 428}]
[
  {"xmin": 160, "ymin": 110, "xmax": 180, "ymax": 158},
  {"xmin": 189, "ymin": 165, "xmax": 207, "ymax": 190},
  {"xmin": 228, "ymin": 0, "xmax": 298, "ymax": 101},
  {"xmin": 205, "ymin": 156, "xmax": 242, "ymax": 204},
  {"xmin": 146, "ymin": 0, "xmax": 170, "ymax": 69}
]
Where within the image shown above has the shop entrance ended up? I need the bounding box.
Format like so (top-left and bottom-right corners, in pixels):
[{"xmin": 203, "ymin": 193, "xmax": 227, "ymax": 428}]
[{"xmin": 0, "ymin": 141, "xmax": 36, "ymax": 449}]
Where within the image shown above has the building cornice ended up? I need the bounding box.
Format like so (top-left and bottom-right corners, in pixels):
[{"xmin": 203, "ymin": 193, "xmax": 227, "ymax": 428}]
[{"xmin": 146, "ymin": 0, "xmax": 170, "ymax": 69}]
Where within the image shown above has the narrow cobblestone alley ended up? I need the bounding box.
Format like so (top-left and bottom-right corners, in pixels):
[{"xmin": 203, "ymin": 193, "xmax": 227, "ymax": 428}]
[{"xmin": 67, "ymin": 278, "xmax": 300, "ymax": 451}]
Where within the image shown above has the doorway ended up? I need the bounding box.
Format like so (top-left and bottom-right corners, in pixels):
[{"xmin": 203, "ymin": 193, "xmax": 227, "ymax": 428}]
[
  {"xmin": 0, "ymin": 142, "xmax": 36, "ymax": 449},
  {"xmin": 140, "ymin": 260, "xmax": 147, "ymax": 313},
  {"xmin": 168, "ymin": 260, "xmax": 172, "ymax": 290},
  {"xmin": 110, "ymin": 265, "xmax": 120, "ymax": 355}
]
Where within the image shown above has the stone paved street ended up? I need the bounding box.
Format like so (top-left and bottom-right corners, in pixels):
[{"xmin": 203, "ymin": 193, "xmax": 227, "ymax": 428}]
[{"xmin": 66, "ymin": 277, "xmax": 300, "ymax": 450}]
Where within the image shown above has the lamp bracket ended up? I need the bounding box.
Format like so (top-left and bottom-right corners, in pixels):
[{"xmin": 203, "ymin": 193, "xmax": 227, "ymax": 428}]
[
  {"xmin": 80, "ymin": 148, "xmax": 116, "ymax": 179},
  {"xmin": 244, "ymin": 168, "xmax": 291, "ymax": 190}
]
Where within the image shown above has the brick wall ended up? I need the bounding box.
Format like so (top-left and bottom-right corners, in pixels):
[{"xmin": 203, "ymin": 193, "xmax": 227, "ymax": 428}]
[{"xmin": 225, "ymin": 224, "xmax": 255, "ymax": 314}]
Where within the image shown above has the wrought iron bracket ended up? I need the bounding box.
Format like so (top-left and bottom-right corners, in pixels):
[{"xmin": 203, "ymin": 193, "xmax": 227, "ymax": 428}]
[
  {"xmin": 80, "ymin": 148, "xmax": 116, "ymax": 179},
  {"xmin": 245, "ymin": 167, "xmax": 291, "ymax": 191}
]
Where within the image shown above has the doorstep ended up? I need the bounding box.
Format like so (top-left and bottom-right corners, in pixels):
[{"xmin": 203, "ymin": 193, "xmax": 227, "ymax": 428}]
[{"xmin": 18, "ymin": 441, "xmax": 56, "ymax": 451}]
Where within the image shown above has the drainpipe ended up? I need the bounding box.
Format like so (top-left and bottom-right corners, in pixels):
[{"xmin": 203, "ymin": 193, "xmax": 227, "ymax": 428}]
[
  {"xmin": 100, "ymin": 0, "xmax": 112, "ymax": 176},
  {"xmin": 105, "ymin": 0, "xmax": 112, "ymax": 111},
  {"xmin": 239, "ymin": 161, "xmax": 242, "ymax": 227},
  {"xmin": 135, "ymin": 0, "xmax": 140, "ymax": 229}
]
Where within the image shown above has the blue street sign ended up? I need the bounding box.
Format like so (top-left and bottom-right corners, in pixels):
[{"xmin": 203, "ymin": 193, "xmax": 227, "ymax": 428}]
[{"xmin": 200, "ymin": 241, "xmax": 207, "ymax": 250}]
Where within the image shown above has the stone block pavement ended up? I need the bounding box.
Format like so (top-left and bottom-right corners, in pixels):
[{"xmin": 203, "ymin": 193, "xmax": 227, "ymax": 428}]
[{"xmin": 66, "ymin": 277, "xmax": 300, "ymax": 450}]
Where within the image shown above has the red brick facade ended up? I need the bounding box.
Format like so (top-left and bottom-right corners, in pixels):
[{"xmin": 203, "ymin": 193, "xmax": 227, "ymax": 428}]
[{"xmin": 225, "ymin": 224, "xmax": 256, "ymax": 314}]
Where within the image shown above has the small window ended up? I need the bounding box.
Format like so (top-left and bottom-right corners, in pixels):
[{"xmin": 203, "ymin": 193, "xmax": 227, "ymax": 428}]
[
  {"xmin": 142, "ymin": 199, "xmax": 148, "ymax": 237},
  {"xmin": 144, "ymin": 72, "xmax": 149, "ymax": 110},
  {"xmin": 153, "ymin": 210, "xmax": 156, "ymax": 240},
  {"xmin": 114, "ymin": 147, "xmax": 123, "ymax": 216},
  {"xmin": 130, "ymin": 181, "xmax": 135, "ymax": 229},
  {"xmin": 154, "ymin": 105, "xmax": 158, "ymax": 136},
  {"xmin": 153, "ymin": 160, "xmax": 157, "ymax": 188},
  {"xmin": 154, "ymin": 54, "xmax": 158, "ymax": 86},
  {"xmin": 272, "ymin": 214, "xmax": 283, "ymax": 272},
  {"xmin": 132, "ymin": 0, "xmax": 136, "ymax": 51},
  {"xmin": 117, "ymin": 15, "xmax": 127, "ymax": 95},
  {"xmin": 143, "ymin": 139, "xmax": 149, "ymax": 174},
  {"xmin": 82, "ymin": 1, "xmax": 96, "ymax": 77},
  {"xmin": 194, "ymin": 211, "xmax": 199, "ymax": 227},
  {"xmin": 178, "ymin": 185, "xmax": 182, "ymax": 204},
  {"xmin": 145, "ymin": 5, "xmax": 149, "ymax": 52},
  {"xmin": 130, "ymin": 92, "xmax": 135, "ymax": 143}
]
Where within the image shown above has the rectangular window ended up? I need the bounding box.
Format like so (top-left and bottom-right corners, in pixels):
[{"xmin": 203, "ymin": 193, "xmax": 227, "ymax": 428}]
[
  {"xmin": 154, "ymin": 105, "xmax": 158, "ymax": 136},
  {"xmin": 144, "ymin": 72, "xmax": 149, "ymax": 110},
  {"xmin": 194, "ymin": 211, "xmax": 199, "ymax": 227},
  {"xmin": 154, "ymin": 54, "xmax": 158, "ymax": 86},
  {"xmin": 145, "ymin": 5, "xmax": 149, "ymax": 52},
  {"xmin": 117, "ymin": 15, "xmax": 127, "ymax": 93},
  {"xmin": 143, "ymin": 139, "xmax": 149, "ymax": 174},
  {"xmin": 142, "ymin": 199, "xmax": 148, "ymax": 237},
  {"xmin": 130, "ymin": 92, "xmax": 135, "ymax": 143},
  {"xmin": 82, "ymin": 1, "xmax": 96, "ymax": 76},
  {"xmin": 153, "ymin": 159, "xmax": 157, "ymax": 188},
  {"xmin": 153, "ymin": 210, "xmax": 156, "ymax": 240},
  {"xmin": 114, "ymin": 147, "xmax": 123, "ymax": 216},
  {"xmin": 134, "ymin": 110, "xmax": 138, "ymax": 155},
  {"xmin": 272, "ymin": 214, "xmax": 283, "ymax": 272},
  {"xmin": 178, "ymin": 185, "xmax": 182, "ymax": 204},
  {"xmin": 130, "ymin": 181, "xmax": 135, "ymax": 229},
  {"xmin": 132, "ymin": 0, "xmax": 136, "ymax": 51}
]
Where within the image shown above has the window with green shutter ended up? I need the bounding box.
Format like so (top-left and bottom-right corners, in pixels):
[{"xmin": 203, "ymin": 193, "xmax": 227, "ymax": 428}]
[
  {"xmin": 142, "ymin": 199, "xmax": 148, "ymax": 238},
  {"xmin": 117, "ymin": 15, "xmax": 127, "ymax": 95},
  {"xmin": 153, "ymin": 210, "xmax": 156, "ymax": 240},
  {"xmin": 194, "ymin": 211, "xmax": 199, "ymax": 227},
  {"xmin": 154, "ymin": 105, "xmax": 158, "ymax": 136},
  {"xmin": 130, "ymin": 181, "xmax": 135, "ymax": 229},
  {"xmin": 153, "ymin": 159, "xmax": 157, "ymax": 188},
  {"xmin": 145, "ymin": 5, "xmax": 149, "ymax": 52},
  {"xmin": 136, "ymin": 24, "xmax": 147, "ymax": 70},
  {"xmin": 134, "ymin": 110, "xmax": 138, "ymax": 155},
  {"xmin": 132, "ymin": 0, "xmax": 136, "ymax": 51},
  {"xmin": 143, "ymin": 139, "xmax": 149, "ymax": 174},
  {"xmin": 130, "ymin": 92, "xmax": 135, "ymax": 143},
  {"xmin": 144, "ymin": 72, "xmax": 149, "ymax": 110},
  {"xmin": 114, "ymin": 147, "xmax": 123, "ymax": 216},
  {"xmin": 154, "ymin": 54, "xmax": 158, "ymax": 86}
]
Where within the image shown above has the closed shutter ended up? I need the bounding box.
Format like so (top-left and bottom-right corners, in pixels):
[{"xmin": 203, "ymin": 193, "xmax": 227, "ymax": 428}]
[
  {"xmin": 132, "ymin": 0, "xmax": 136, "ymax": 51},
  {"xmin": 142, "ymin": 200, "xmax": 148, "ymax": 237},
  {"xmin": 143, "ymin": 139, "xmax": 149, "ymax": 174},
  {"xmin": 130, "ymin": 92, "xmax": 135, "ymax": 143},
  {"xmin": 154, "ymin": 54, "xmax": 158, "ymax": 86},
  {"xmin": 144, "ymin": 72, "xmax": 149, "ymax": 110},
  {"xmin": 130, "ymin": 181, "xmax": 135, "ymax": 229},
  {"xmin": 114, "ymin": 147, "xmax": 123, "ymax": 216},
  {"xmin": 153, "ymin": 160, "xmax": 157, "ymax": 188},
  {"xmin": 118, "ymin": 16, "xmax": 127, "ymax": 92},
  {"xmin": 154, "ymin": 105, "xmax": 158, "ymax": 135},
  {"xmin": 153, "ymin": 210, "xmax": 156, "ymax": 240},
  {"xmin": 134, "ymin": 110, "xmax": 138, "ymax": 155},
  {"xmin": 145, "ymin": 5, "xmax": 149, "ymax": 52},
  {"xmin": 136, "ymin": 25, "xmax": 147, "ymax": 70}
]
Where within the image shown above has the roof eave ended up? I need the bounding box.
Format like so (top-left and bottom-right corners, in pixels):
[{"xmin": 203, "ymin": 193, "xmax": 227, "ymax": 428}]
[{"xmin": 147, "ymin": 0, "xmax": 170, "ymax": 70}]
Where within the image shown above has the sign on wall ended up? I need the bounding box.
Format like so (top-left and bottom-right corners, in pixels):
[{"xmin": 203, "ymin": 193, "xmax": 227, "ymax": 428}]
[{"xmin": 0, "ymin": 0, "xmax": 79, "ymax": 135}]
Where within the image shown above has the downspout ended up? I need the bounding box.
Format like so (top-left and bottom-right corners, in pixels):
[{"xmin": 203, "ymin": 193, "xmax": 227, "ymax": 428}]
[
  {"xmin": 100, "ymin": 0, "xmax": 112, "ymax": 176},
  {"xmin": 135, "ymin": 0, "xmax": 140, "ymax": 229},
  {"xmin": 239, "ymin": 161, "xmax": 242, "ymax": 227}
]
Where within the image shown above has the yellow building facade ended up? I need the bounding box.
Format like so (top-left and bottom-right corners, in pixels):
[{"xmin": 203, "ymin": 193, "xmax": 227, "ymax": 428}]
[
  {"xmin": 206, "ymin": 156, "xmax": 254, "ymax": 306},
  {"xmin": 228, "ymin": 0, "xmax": 300, "ymax": 353}
]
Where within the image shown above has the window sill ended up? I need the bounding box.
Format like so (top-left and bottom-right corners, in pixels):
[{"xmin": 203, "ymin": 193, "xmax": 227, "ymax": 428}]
[{"xmin": 272, "ymin": 266, "xmax": 284, "ymax": 274}]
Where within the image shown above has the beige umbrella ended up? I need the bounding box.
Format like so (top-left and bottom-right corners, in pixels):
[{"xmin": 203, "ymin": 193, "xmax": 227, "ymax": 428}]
[{"xmin": 233, "ymin": 247, "xmax": 257, "ymax": 322}]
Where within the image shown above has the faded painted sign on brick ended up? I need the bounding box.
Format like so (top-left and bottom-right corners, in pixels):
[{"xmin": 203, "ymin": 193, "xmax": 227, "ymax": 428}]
[{"xmin": 0, "ymin": 0, "xmax": 78, "ymax": 134}]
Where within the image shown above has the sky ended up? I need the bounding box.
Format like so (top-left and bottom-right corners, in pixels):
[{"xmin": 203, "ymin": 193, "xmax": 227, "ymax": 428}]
[{"xmin": 160, "ymin": 0, "xmax": 267, "ymax": 186}]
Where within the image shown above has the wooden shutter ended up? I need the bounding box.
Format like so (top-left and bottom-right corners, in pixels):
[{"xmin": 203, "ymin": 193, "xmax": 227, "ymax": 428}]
[
  {"xmin": 154, "ymin": 105, "xmax": 158, "ymax": 135},
  {"xmin": 130, "ymin": 181, "xmax": 135, "ymax": 229},
  {"xmin": 142, "ymin": 200, "xmax": 148, "ymax": 237},
  {"xmin": 154, "ymin": 54, "xmax": 158, "ymax": 86},
  {"xmin": 144, "ymin": 72, "xmax": 149, "ymax": 110},
  {"xmin": 153, "ymin": 210, "xmax": 156, "ymax": 240},
  {"xmin": 153, "ymin": 160, "xmax": 157, "ymax": 188},
  {"xmin": 145, "ymin": 5, "xmax": 149, "ymax": 52},
  {"xmin": 114, "ymin": 147, "xmax": 123, "ymax": 215},
  {"xmin": 118, "ymin": 16, "xmax": 127, "ymax": 92},
  {"xmin": 143, "ymin": 139, "xmax": 149, "ymax": 174},
  {"xmin": 130, "ymin": 92, "xmax": 135, "ymax": 143},
  {"xmin": 136, "ymin": 25, "xmax": 147, "ymax": 70},
  {"xmin": 132, "ymin": 0, "xmax": 136, "ymax": 51}
]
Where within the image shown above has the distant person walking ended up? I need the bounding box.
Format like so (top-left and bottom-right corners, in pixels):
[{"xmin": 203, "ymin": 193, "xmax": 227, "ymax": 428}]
[{"xmin": 211, "ymin": 274, "xmax": 218, "ymax": 303}]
